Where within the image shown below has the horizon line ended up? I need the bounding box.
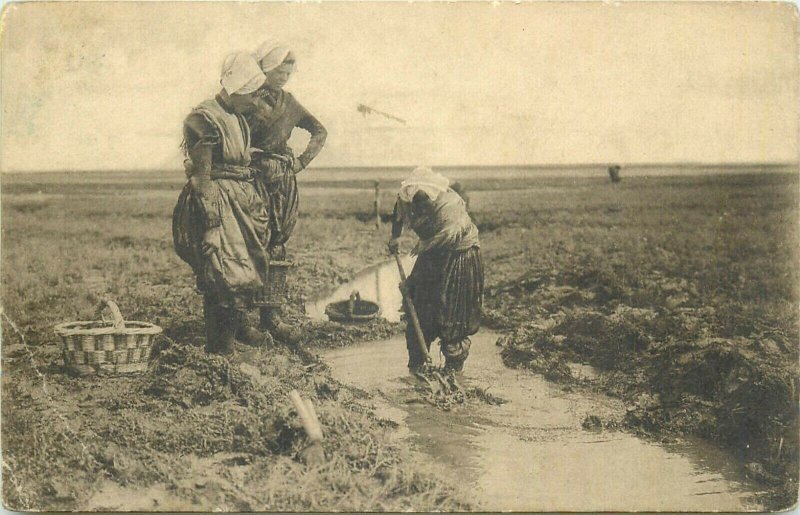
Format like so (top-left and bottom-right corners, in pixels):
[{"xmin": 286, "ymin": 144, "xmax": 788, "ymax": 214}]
[{"xmin": 1, "ymin": 160, "xmax": 797, "ymax": 176}]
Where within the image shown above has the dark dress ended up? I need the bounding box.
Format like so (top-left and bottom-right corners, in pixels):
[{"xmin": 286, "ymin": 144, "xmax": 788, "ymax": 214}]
[
  {"xmin": 245, "ymin": 87, "xmax": 327, "ymax": 258},
  {"xmin": 172, "ymin": 96, "xmax": 271, "ymax": 309},
  {"xmin": 392, "ymin": 190, "xmax": 484, "ymax": 369}
]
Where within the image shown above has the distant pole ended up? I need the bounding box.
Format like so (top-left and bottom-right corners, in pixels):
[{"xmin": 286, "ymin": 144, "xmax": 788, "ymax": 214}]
[
  {"xmin": 374, "ymin": 181, "xmax": 381, "ymax": 230},
  {"xmin": 375, "ymin": 261, "xmax": 382, "ymax": 308},
  {"xmin": 608, "ymin": 165, "xmax": 622, "ymax": 184}
]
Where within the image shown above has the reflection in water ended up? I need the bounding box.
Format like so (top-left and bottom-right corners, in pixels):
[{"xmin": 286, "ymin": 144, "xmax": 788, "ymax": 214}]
[{"xmin": 305, "ymin": 255, "xmax": 415, "ymax": 322}]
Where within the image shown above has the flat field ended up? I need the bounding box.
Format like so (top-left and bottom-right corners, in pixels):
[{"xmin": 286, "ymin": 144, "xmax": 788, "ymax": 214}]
[{"xmin": 1, "ymin": 168, "xmax": 797, "ymax": 510}]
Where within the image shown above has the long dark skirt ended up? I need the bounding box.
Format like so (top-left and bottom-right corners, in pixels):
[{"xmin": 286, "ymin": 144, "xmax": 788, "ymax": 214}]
[
  {"xmin": 253, "ymin": 158, "xmax": 299, "ymax": 259},
  {"xmin": 404, "ymin": 246, "xmax": 483, "ymax": 368}
]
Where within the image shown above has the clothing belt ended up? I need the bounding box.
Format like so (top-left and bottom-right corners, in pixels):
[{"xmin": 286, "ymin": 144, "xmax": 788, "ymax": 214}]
[{"xmin": 210, "ymin": 164, "xmax": 254, "ymax": 181}]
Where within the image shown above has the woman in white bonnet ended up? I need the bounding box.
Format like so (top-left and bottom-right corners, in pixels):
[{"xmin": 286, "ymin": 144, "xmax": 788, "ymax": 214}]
[
  {"xmin": 173, "ymin": 52, "xmax": 273, "ymax": 355},
  {"xmin": 248, "ymin": 41, "xmax": 327, "ymax": 175},
  {"xmin": 245, "ymin": 41, "xmax": 327, "ymax": 343},
  {"xmin": 388, "ymin": 167, "xmax": 484, "ymax": 373}
]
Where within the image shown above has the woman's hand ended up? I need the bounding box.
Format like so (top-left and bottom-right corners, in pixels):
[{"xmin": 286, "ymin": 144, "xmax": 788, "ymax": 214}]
[
  {"xmin": 398, "ymin": 279, "xmax": 409, "ymax": 297},
  {"xmin": 260, "ymin": 153, "xmax": 299, "ymax": 174},
  {"xmin": 202, "ymin": 227, "xmax": 222, "ymax": 256},
  {"xmin": 183, "ymin": 159, "xmax": 194, "ymax": 179},
  {"xmin": 291, "ymin": 157, "xmax": 304, "ymax": 174},
  {"xmin": 190, "ymin": 174, "xmax": 213, "ymax": 197}
]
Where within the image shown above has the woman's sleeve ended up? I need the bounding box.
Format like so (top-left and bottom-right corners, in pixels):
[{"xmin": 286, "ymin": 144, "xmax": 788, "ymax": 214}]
[
  {"xmin": 294, "ymin": 100, "xmax": 327, "ymax": 169},
  {"xmin": 183, "ymin": 112, "xmax": 221, "ymax": 158},
  {"xmin": 183, "ymin": 113, "xmax": 222, "ymax": 229}
]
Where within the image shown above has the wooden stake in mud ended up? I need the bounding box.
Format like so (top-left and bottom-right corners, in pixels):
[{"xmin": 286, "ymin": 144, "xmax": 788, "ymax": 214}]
[{"xmin": 374, "ymin": 181, "xmax": 381, "ymax": 230}]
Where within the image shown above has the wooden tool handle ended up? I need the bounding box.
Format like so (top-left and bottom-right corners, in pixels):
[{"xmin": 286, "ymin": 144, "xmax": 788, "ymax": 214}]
[
  {"xmin": 289, "ymin": 390, "xmax": 323, "ymax": 442},
  {"xmin": 394, "ymin": 254, "xmax": 431, "ymax": 364}
]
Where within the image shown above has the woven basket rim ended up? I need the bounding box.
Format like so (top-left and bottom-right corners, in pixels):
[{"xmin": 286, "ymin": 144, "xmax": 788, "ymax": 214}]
[
  {"xmin": 54, "ymin": 320, "xmax": 162, "ymax": 336},
  {"xmin": 327, "ymin": 313, "xmax": 380, "ymax": 322},
  {"xmin": 325, "ymin": 301, "xmax": 381, "ymax": 322},
  {"xmin": 270, "ymin": 260, "xmax": 293, "ymax": 267}
]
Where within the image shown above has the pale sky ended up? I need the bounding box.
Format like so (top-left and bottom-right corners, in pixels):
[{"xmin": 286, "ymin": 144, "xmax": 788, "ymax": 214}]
[{"xmin": 0, "ymin": 1, "xmax": 797, "ymax": 172}]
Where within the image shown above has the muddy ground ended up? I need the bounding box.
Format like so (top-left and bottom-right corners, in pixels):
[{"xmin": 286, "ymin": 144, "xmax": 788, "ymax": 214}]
[
  {"xmin": 477, "ymin": 173, "xmax": 800, "ymax": 509},
  {"xmin": 1, "ymin": 184, "xmax": 462, "ymax": 511},
  {"xmin": 1, "ymin": 170, "xmax": 798, "ymax": 510}
]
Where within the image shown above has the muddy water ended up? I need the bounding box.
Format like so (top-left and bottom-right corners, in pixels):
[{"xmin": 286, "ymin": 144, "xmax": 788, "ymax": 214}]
[{"xmin": 318, "ymin": 259, "xmax": 764, "ymax": 511}]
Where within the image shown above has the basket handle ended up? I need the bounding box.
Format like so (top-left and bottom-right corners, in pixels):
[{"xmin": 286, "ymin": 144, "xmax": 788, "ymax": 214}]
[
  {"xmin": 347, "ymin": 291, "xmax": 361, "ymax": 316},
  {"xmin": 95, "ymin": 298, "xmax": 125, "ymax": 329}
]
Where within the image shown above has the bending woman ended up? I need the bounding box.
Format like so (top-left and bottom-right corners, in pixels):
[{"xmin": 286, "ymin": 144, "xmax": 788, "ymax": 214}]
[
  {"xmin": 388, "ymin": 167, "xmax": 484, "ymax": 373},
  {"xmin": 173, "ymin": 52, "xmax": 272, "ymax": 355},
  {"xmin": 246, "ymin": 41, "xmax": 327, "ymax": 340}
]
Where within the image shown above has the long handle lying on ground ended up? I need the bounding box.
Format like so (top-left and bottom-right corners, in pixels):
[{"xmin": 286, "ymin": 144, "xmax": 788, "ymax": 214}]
[
  {"xmin": 303, "ymin": 398, "xmax": 323, "ymax": 439},
  {"xmin": 289, "ymin": 390, "xmax": 324, "ymax": 443},
  {"xmin": 288, "ymin": 390, "xmax": 325, "ymax": 465}
]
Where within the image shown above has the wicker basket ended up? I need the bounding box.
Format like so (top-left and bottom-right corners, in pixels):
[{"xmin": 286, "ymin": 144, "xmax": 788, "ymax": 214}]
[
  {"xmin": 325, "ymin": 291, "xmax": 380, "ymax": 323},
  {"xmin": 54, "ymin": 299, "xmax": 162, "ymax": 375},
  {"xmin": 254, "ymin": 260, "xmax": 293, "ymax": 308}
]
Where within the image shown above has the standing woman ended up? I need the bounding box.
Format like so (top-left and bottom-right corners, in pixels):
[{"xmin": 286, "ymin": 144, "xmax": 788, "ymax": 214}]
[
  {"xmin": 246, "ymin": 41, "xmax": 328, "ymax": 341},
  {"xmin": 388, "ymin": 167, "xmax": 484, "ymax": 373},
  {"xmin": 173, "ymin": 52, "xmax": 272, "ymax": 355}
]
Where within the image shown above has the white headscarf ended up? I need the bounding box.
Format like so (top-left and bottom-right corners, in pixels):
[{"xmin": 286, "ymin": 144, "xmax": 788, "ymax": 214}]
[
  {"xmin": 220, "ymin": 52, "xmax": 265, "ymax": 95},
  {"xmin": 253, "ymin": 40, "xmax": 292, "ymax": 73},
  {"xmin": 398, "ymin": 166, "xmax": 450, "ymax": 203}
]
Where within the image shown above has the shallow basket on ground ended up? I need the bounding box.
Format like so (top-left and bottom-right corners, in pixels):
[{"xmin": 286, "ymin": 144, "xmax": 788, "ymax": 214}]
[
  {"xmin": 325, "ymin": 291, "xmax": 380, "ymax": 323},
  {"xmin": 253, "ymin": 260, "xmax": 293, "ymax": 308},
  {"xmin": 54, "ymin": 299, "xmax": 162, "ymax": 375}
]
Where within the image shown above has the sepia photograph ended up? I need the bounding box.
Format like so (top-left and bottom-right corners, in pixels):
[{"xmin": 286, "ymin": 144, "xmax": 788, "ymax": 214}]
[{"xmin": 0, "ymin": 1, "xmax": 798, "ymax": 512}]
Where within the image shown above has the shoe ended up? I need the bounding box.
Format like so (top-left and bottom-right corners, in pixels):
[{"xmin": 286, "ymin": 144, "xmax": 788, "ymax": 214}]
[
  {"xmin": 443, "ymin": 358, "xmax": 465, "ymax": 373},
  {"xmin": 272, "ymin": 321, "xmax": 302, "ymax": 346},
  {"xmin": 205, "ymin": 327, "xmax": 234, "ymax": 355},
  {"xmin": 208, "ymin": 339, "xmax": 234, "ymax": 356},
  {"xmin": 236, "ymin": 323, "xmax": 274, "ymax": 348},
  {"xmin": 260, "ymin": 307, "xmax": 301, "ymax": 345},
  {"xmin": 204, "ymin": 297, "xmax": 235, "ymax": 355}
]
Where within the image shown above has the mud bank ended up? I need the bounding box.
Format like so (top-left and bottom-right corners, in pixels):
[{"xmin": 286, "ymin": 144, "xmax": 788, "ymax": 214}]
[
  {"xmin": 484, "ymin": 266, "xmax": 799, "ymax": 509},
  {"xmin": 475, "ymin": 179, "xmax": 800, "ymax": 509}
]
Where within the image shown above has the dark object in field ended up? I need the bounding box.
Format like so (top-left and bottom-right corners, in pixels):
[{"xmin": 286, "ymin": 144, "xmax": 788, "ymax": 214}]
[
  {"xmin": 325, "ymin": 291, "xmax": 380, "ymax": 323},
  {"xmin": 54, "ymin": 298, "xmax": 162, "ymax": 375},
  {"xmin": 582, "ymin": 415, "xmax": 603, "ymax": 430},
  {"xmin": 253, "ymin": 260, "xmax": 293, "ymax": 308},
  {"xmin": 608, "ymin": 165, "xmax": 622, "ymax": 183}
]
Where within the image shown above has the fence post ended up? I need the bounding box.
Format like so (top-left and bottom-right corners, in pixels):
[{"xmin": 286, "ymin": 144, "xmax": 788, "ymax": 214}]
[{"xmin": 374, "ymin": 180, "xmax": 381, "ymax": 230}]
